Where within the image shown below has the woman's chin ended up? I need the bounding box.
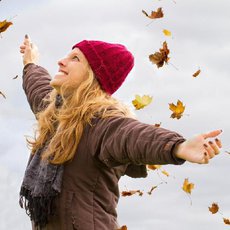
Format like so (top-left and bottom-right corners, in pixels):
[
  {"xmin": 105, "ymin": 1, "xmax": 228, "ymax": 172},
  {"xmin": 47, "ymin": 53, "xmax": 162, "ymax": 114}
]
[{"xmin": 50, "ymin": 78, "xmax": 62, "ymax": 90}]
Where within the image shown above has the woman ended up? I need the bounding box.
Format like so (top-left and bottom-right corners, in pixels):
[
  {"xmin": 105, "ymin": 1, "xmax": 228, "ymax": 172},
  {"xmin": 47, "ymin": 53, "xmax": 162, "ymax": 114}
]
[{"xmin": 19, "ymin": 35, "xmax": 222, "ymax": 230}]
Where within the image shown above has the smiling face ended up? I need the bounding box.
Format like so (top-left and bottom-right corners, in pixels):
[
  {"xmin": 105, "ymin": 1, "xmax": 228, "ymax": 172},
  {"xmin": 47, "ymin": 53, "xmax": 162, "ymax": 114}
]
[{"xmin": 50, "ymin": 48, "xmax": 90, "ymax": 92}]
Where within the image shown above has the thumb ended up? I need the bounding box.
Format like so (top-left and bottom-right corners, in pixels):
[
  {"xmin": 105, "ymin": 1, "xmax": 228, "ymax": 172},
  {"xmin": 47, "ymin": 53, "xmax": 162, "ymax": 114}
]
[
  {"xmin": 202, "ymin": 129, "xmax": 222, "ymax": 139},
  {"xmin": 24, "ymin": 34, "xmax": 31, "ymax": 46}
]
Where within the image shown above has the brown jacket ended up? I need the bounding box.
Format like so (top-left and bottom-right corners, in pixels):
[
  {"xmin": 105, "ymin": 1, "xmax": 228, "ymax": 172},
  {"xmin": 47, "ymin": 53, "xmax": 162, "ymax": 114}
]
[{"xmin": 22, "ymin": 64, "xmax": 185, "ymax": 230}]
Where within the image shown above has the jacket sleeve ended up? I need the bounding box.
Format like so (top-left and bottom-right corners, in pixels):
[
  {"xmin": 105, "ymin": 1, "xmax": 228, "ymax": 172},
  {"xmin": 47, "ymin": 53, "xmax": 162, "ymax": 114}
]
[
  {"xmin": 90, "ymin": 116, "xmax": 186, "ymax": 167},
  {"xmin": 22, "ymin": 63, "xmax": 53, "ymax": 114}
]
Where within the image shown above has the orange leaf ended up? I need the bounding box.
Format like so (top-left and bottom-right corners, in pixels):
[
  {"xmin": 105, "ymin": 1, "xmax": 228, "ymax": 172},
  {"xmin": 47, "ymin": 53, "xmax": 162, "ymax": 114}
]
[
  {"xmin": 121, "ymin": 190, "xmax": 143, "ymax": 197},
  {"xmin": 0, "ymin": 20, "xmax": 13, "ymax": 34},
  {"xmin": 182, "ymin": 178, "xmax": 194, "ymax": 194},
  {"xmin": 169, "ymin": 100, "xmax": 185, "ymax": 119},
  {"xmin": 149, "ymin": 41, "xmax": 170, "ymax": 68},
  {"xmin": 117, "ymin": 225, "xmax": 128, "ymax": 230},
  {"xmin": 193, "ymin": 69, "xmax": 201, "ymax": 77},
  {"xmin": 208, "ymin": 203, "xmax": 219, "ymax": 214},
  {"xmin": 147, "ymin": 165, "xmax": 162, "ymax": 170},
  {"xmin": 223, "ymin": 218, "xmax": 230, "ymax": 225},
  {"xmin": 142, "ymin": 8, "xmax": 164, "ymax": 19}
]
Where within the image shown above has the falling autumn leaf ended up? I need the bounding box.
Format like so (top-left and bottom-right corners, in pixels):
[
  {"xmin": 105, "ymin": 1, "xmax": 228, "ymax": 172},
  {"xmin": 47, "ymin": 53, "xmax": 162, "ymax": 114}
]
[
  {"xmin": 147, "ymin": 165, "xmax": 162, "ymax": 170},
  {"xmin": 142, "ymin": 8, "xmax": 164, "ymax": 19},
  {"xmin": 223, "ymin": 218, "xmax": 230, "ymax": 225},
  {"xmin": 149, "ymin": 41, "xmax": 170, "ymax": 68},
  {"xmin": 193, "ymin": 69, "xmax": 201, "ymax": 77},
  {"xmin": 182, "ymin": 178, "xmax": 194, "ymax": 194},
  {"xmin": 13, "ymin": 75, "xmax": 18, "ymax": 79},
  {"xmin": 169, "ymin": 100, "xmax": 185, "ymax": 119},
  {"xmin": 0, "ymin": 20, "xmax": 13, "ymax": 34},
  {"xmin": 147, "ymin": 186, "xmax": 158, "ymax": 195},
  {"xmin": 225, "ymin": 151, "xmax": 230, "ymax": 154},
  {"xmin": 163, "ymin": 29, "xmax": 172, "ymax": 37},
  {"xmin": 161, "ymin": 170, "xmax": 170, "ymax": 177},
  {"xmin": 132, "ymin": 94, "xmax": 153, "ymax": 110},
  {"xmin": 209, "ymin": 203, "xmax": 219, "ymax": 214},
  {"xmin": 117, "ymin": 226, "xmax": 128, "ymax": 230},
  {"xmin": 154, "ymin": 122, "xmax": 161, "ymax": 128},
  {"xmin": 0, "ymin": 91, "xmax": 6, "ymax": 99},
  {"xmin": 121, "ymin": 190, "xmax": 143, "ymax": 197}
]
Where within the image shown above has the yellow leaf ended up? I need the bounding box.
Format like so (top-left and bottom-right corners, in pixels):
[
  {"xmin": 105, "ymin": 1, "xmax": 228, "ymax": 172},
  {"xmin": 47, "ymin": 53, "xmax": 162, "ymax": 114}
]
[
  {"xmin": 182, "ymin": 178, "xmax": 194, "ymax": 194},
  {"xmin": 161, "ymin": 170, "xmax": 169, "ymax": 177},
  {"xmin": 169, "ymin": 100, "xmax": 185, "ymax": 119},
  {"xmin": 132, "ymin": 95, "xmax": 153, "ymax": 110},
  {"xmin": 163, "ymin": 29, "xmax": 172, "ymax": 36},
  {"xmin": 0, "ymin": 19, "xmax": 13, "ymax": 34}
]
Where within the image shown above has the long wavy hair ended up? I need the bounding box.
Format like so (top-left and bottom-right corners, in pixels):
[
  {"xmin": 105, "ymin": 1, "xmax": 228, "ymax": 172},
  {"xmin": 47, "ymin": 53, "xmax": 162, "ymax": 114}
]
[{"xmin": 28, "ymin": 68, "xmax": 135, "ymax": 164}]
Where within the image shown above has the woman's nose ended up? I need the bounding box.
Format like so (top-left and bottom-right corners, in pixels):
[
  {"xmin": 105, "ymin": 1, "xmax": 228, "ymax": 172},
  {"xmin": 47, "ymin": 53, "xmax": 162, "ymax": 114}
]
[{"xmin": 58, "ymin": 57, "xmax": 68, "ymax": 67}]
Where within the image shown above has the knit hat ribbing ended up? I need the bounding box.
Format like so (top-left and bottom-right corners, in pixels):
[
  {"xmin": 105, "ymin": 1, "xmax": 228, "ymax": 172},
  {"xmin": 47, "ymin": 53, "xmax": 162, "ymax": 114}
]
[{"xmin": 72, "ymin": 40, "xmax": 134, "ymax": 95}]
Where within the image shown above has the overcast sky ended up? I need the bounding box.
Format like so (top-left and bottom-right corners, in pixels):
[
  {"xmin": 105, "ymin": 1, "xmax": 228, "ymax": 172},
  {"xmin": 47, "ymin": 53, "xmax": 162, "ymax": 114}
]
[{"xmin": 0, "ymin": 0, "xmax": 230, "ymax": 229}]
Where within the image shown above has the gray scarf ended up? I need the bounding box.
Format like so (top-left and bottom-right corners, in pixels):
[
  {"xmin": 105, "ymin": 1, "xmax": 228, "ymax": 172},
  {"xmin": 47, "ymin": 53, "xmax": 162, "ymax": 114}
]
[{"xmin": 19, "ymin": 94, "xmax": 64, "ymax": 229}]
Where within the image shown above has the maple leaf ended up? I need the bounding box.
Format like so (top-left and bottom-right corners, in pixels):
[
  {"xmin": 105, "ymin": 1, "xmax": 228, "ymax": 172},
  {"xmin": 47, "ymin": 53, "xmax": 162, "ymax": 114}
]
[
  {"xmin": 0, "ymin": 20, "xmax": 13, "ymax": 34},
  {"xmin": 142, "ymin": 8, "xmax": 164, "ymax": 19},
  {"xmin": 132, "ymin": 95, "xmax": 153, "ymax": 110},
  {"xmin": 182, "ymin": 178, "xmax": 194, "ymax": 194},
  {"xmin": 149, "ymin": 41, "xmax": 170, "ymax": 68},
  {"xmin": 223, "ymin": 218, "xmax": 230, "ymax": 225},
  {"xmin": 0, "ymin": 91, "xmax": 6, "ymax": 99},
  {"xmin": 193, "ymin": 69, "xmax": 201, "ymax": 77},
  {"xmin": 163, "ymin": 29, "xmax": 172, "ymax": 37},
  {"xmin": 169, "ymin": 100, "xmax": 185, "ymax": 119},
  {"xmin": 147, "ymin": 164, "xmax": 162, "ymax": 170},
  {"xmin": 121, "ymin": 190, "xmax": 143, "ymax": 197},
  {"xmin": 117, "ymin": 226, "xmax": 128, "ymax": 230},
  {"xmin": 208, "ymin": 203, "xmax": 219, "ymax": 214}
]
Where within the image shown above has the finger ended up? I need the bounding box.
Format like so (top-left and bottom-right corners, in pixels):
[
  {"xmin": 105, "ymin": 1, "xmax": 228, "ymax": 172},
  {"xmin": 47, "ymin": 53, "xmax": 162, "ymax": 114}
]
[
  {"xmin": 24, "ymin": 34, "xmax": 31, "ymax": 46},
  {"xmin": 209, "ymin": 141, "xmax": 220, "ymax": 155},
  {"xmin": 202, "ymin": 152, "xmax": 209, "ymax": 164},
  {"xmin": 215, "ymin": 138, "xmax": 222, "ymax": 148},
  {"xmin": 202, "ymin": 130, "xmax": 222, "ymax": 139},
  {"xmin": 203, "ymin": 143, "xmax": 215, "ymax": 158},
  {"xmin": 20, "ymin": 45, "xmax": 26, "ymax": 49}
]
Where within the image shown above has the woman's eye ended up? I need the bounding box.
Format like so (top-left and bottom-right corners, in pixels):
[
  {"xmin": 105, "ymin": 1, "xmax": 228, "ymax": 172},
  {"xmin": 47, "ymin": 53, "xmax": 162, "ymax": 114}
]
[{"xmin": 72, "ymin": 55, "xmax": 80, "ymax": 61}]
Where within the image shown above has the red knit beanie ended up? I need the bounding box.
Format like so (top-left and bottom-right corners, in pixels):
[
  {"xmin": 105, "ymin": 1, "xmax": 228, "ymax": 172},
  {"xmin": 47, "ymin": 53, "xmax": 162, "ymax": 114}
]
[{"xmin": 72, "ymin": 40, "xmax": 134, "ymax": 95}]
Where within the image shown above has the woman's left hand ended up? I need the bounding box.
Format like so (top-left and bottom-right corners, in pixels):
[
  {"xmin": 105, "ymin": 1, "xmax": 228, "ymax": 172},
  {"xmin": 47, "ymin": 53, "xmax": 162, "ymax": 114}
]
[{"xmin": 174, "ymin": 130, "xmax": 222, "ymax": 164}]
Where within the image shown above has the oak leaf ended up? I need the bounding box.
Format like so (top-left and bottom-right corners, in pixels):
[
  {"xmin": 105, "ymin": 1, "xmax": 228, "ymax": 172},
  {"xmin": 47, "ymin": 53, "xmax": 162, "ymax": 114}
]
[
  {"xmin": 223, "ymin": 218, "xmax": 230, "ymax": 225},
  {"xmin": 0, "ymin": 20, "xmax": 13, "ymax": 34},
  {"xmin": 142, "ymin": 8, "xmax": 164, "ymax": 19},
  {"xmin": 208, "ymin": 203, "xmax": 219, "ymax": 214},
  {"xmin": 132, "ymin": 95, "xmax": 152, "ymax": 110},
  {"xmin": 182, "ymin": 178, "xmax": 194, "ymax": 194},
  {"xmin": 149, "ymin": 41, "xmax": 170, "ymax": 68},
  {"xmin": 193, "ymin": 69, "xmax": 201, "ymax": 77},
  {"xmin": 169, "ymin": 100, "xmax": 185, "ymax": 119}
]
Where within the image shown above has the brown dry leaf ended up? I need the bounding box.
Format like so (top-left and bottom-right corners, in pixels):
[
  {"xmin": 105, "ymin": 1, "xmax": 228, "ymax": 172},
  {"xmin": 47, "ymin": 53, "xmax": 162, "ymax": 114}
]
[
  {"xmin": 142, "ymin": 8, "xmax": 164, "ymax": 19},
  {"xmin": 13, "ymin": 75, "xmax": 18, "ymax": 79},
  {"xmin": 121, "ymin": 190, "xmax": 143, "ymax": 197},
  {"xmin": 132, "ymin": 94, "xmax": 153, "ymax": 110},
  {"xmin": 0, "ymin": 91, "xmax": 6, "ymax": 99},
  {"xmin": 193, "ymin": 69, "xmax": 201, "ymax": 77},
  {"xmin": 0, "ymin": 20, "xmax": 13, "ymax": 34},
  {"xmin": 147, "ymin": 165, "xmax": 162, "ymax": 170},
  {"xmin": 149, "ymin": 41, "xmax": 170, "ymax": 68},
  {"xmin": 223, "ymin": 218, "xmax": 230, "ymax": 225},
  {"xmin": 169, "ymin": 100, "xmax": 185, "ymax": 119},
  {"xmin": 208, "ymin": 203, "xmax": 219, "ymax": 214},
  {"xmin": 225, "ymin": 151, "xmax": 230, "ymax": 154},
  {"xmin": 154, "ymin": 122, "xmax": 161, "ymax": 128},
  {"xmin": 182, "ymin": 178, "xmax": 194, "ymax": 194},
  {"xmin": 117, "ymin": 226, "xmax": 128, "ymax": 230},
  {"xmin": 147, "ymin": 186, "xmax": 158, "ymax": 195}
]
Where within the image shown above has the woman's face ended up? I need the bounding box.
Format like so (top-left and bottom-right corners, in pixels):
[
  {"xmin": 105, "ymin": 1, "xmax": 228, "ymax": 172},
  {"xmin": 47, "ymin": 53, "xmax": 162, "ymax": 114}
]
[{"xmin": 50, "ymin": 48, "xmax": 90, "ymax": 92}]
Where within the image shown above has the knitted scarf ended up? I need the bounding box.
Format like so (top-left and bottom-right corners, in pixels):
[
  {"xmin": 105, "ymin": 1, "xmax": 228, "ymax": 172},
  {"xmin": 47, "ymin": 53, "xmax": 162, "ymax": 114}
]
[{"xmin": 19, "ymin": 94, "xmax": 63, "ymax": 229}]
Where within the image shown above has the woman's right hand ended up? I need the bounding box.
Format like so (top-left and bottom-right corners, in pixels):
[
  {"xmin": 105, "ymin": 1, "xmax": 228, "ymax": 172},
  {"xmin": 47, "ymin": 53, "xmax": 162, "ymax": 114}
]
[{"xmin": 20, "ymin": 34, "xmax": 39, "ymax": 66}]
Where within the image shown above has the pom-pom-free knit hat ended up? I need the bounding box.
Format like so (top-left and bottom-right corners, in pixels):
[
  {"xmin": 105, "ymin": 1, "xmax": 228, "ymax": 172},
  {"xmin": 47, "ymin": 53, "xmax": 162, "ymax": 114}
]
[{"xmin": 72, "ymin": 40, "xmax": 134, "ymax": 95}]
